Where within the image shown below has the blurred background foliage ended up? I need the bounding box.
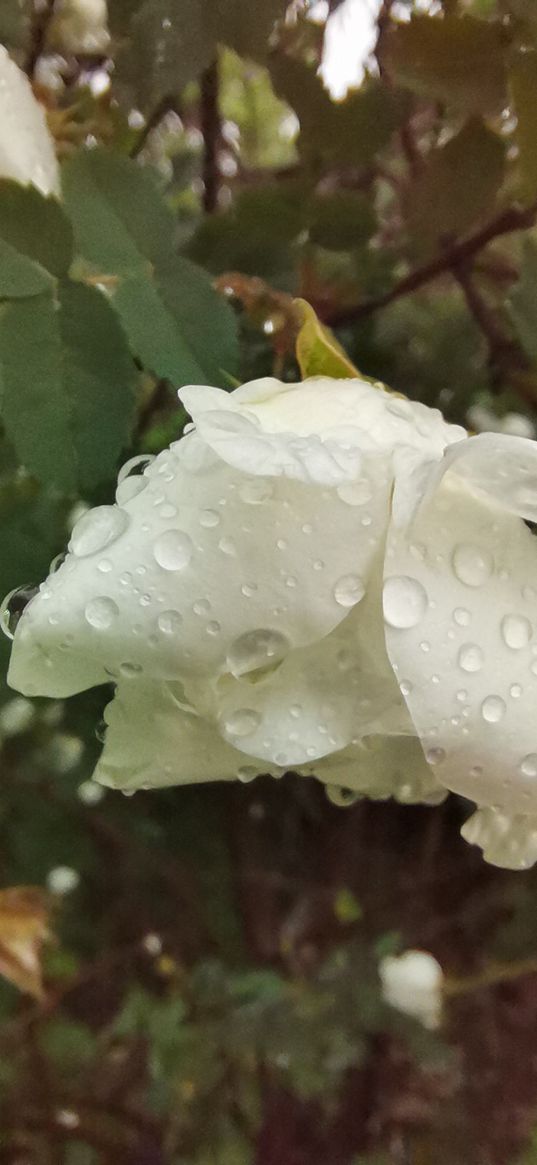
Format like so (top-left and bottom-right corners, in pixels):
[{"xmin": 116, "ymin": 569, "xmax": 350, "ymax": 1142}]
[{"xmin": 3, "ymin": 0, "xmax": 537, "ymax": 1161}]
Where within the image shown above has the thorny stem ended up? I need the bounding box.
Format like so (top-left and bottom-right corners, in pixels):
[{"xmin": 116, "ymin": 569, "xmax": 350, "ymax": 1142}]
[{"xmin": 446, "ymin": 955, "xmax": 537, "ymax": 998}]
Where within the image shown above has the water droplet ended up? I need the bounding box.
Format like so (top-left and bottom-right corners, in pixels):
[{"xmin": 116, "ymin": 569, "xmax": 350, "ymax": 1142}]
[
  {"xmin": 0, "ymin": 584, "xmax": 38, "ymax": 639},
  {"xmin": 334, "ymin": 574, "xmax": 366, "ymax": 609},
  {"xmin": 276, "ymin": 538, "xmax": 287, "ymax": 550},
  {"xmin": 226, "ymin": 629, "xmax": 289, "ymax": 678},
  {"xmin": 240, "ymin": 479, "xmax": 273, "ymax": 505},
  {"xmin": 71, "ymin": 506, "xmax": 128, "ymax": 558},
  {"xmin": 453, "ymin": 607, "xmax": 471, "ymax": 627},
  {"xmin": 452, "ymin": 543, "xmax": 493, "ymax": 587},
  {"xmin": 326, "ymin": 786, "xmax": 360, "ymax": 807},
  {"xmin": 50, "ymin": 551, "xmax": 67, "ymax": 573},
  {"xmin": 301, "ymin": 523, "xmax": 313, "ymax": 535},
  {"xmin": 222, "ymin": 708, "xmax": 261, "ymax": 738},
  {"xmin": 383, "ymin": 576, "xmax": 428, "ymax": 629},
  {"xmin": 241, "ymin": 582, "xmax": 257, "ymax": 598},
  {"xmin": 426, "ymin": 746, "xmax": 446, "ymax": 766},
  {"xmin": 160, "ymin": 504, "xmax": 177, "ymax": 519},
  {"xmin": 218, "ymin": 536, "xmax": 236, "ymax": 557},
  {"xmin": 207, "ymin": 620, "xmax": 221, "ymax": 636},
  {"xmin": 520, "ymin": 754, "xmax": 537, "ymax": 778},
  {"xmin": 481, "ymin": 695, "xmax": 506, "ymax": 723},
  {"xmin": 290, "ymin": 704, "xmax": 302, "ymax": 718},
  {"xmin": 456, "ymin": 689, "xmax": 468, "ymax": 702},
  {"xmin": 237, "ymin": 764, "xmax": 258, "ymax": 783},
  {"xmin": 95, "ymin": 719, "xmax": 106, "ymax": 743},
  {"xmin": 120, "ymin": 662, "xmax": 143, "ymax": 678},
  {"xmin": 84, "ymin": 597, "xmax": 119, "ymax": 630},
  {"xmin": 336, "ymin": 479, "xmax": 372, "ymax": 506},
  {"xmin": 119, "ymin": 571, "xmax": 132, "ymax": 587},
  {"xmin": 97, "ymin": 559, "xmax": 113, "ymax": 574},
  {"xmin": 458, "ymin": 643, "xmax": 484, "ymax": 673},
  {"xmin": 510, "ymin": 683, "xmax": 523, "ymax": 698},
  {"xmin": 501, "ymin": 613, "xmax": 532, "ymax": 650},
  {"xmin": 400, "ymin": 680, "xmax": 412, "ymax": 696},
  {"xmin": 193, "ymin": 599, "xmax": 211, "ymax": 616},
  {"xmin": 420, "ymin": 640, "xmax": 430, "ymax": 653},
  {"xmin": 153, "ymin": 530, "xmax": 193, "ymax": 571},
  {"xmin": 199, "ymin": 509, "xmax": 220, "ymax": 528},
  {"xmin": 158, "ymin": 610, "xmax": 182, "ymax": 635}
]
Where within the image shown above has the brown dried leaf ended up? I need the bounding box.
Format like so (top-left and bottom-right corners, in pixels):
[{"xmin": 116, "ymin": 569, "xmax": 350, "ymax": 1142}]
[{"xmin": 0, "ymin": 886, "xmax": 52, "ymax": 1000}]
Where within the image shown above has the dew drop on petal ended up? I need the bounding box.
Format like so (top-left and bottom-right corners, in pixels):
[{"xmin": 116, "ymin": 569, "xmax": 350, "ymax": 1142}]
[
  {"xmin": 334, "ymin": 574, "xmax": 366, "ymax": 609},
  {"xmin": 452, "ymin": 543, "xmax": 493, "ymax": 587},
  {"xmin": 520, "ymin": 754, "xmax": 537, "ymax": 778},
  {"xmin": 153, "ymin": 530, "xmax": 193, "ymax": 571},
  {"xmin": 222, "ymin": 708, "xmax": 261, "ymax": 738},
  {"xmin": 510, "ymin": 683, "xmax": 523, "ymax": 698},
  {"xmin": 425, "ymin": 747, "xmax": 446, "ymax": 766},
  {"xmin": 501, "ymin": 613, "xmax": 532, "ymax": 650},
  {"xmin": 157, "ymin": 610, "xmax": 182, "ymax": 635},
  {"xmin": 84, "ymin": 597, "xmax": 119, "ymax": 630},
  {"xmin": 0, "ymin": 584, "xmax": 38, "ymax": 640},
  {"xmin": 117, "ymin": 454, "xmax": 154, "ymax": 485},
  {"xmin": 226, "ymin": 628, "xmax": 289, "ymax": 678},
  {"xmin": 199, "ymin": 509, "xmax": 220, "ymax": 529},
  {"xmin": 383, "ymin": 576, "xmax": 428, "ymax": 629},
  {"xmin": 237, "ymin": 764, "xmax": 258, "ymax": 783},
  {"xmin": 120, "ymin": 662, "xmax": 143, "ymax": 678},
  {"xmin": 458, "ymin": 643, "xmax": 484, "ymax": 673},
  {"xmin": 71, "ymin": 506, "xmax": 128, "ymax": 558},
  {"xmin": 453, "ymin": 607, "xmax": 471, "ymax": 627},
  {"xmin": 326, "ymin": 786, "xmax": 360, "ymax": 807},
  {"xmin": 481, "ymin": 695, "xmax": 506, "ymax": 723}
]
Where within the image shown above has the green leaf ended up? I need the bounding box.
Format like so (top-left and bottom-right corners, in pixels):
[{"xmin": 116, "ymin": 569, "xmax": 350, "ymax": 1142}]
[
  {"xmin": 294, "ymin": 299, "xmax": 360, "ymax": 379},
  {"xmin": 62, "ymin": 150, "xmax": 173, "ymax": 275},
  {"xmin": 403, "ymin": 120, "xmax": 505, "ymax": 260},
  {"xmin": 383, "ymin": 14, "xmax": 507, "ymax": 114},
  {"xmin": 0, "ymin": 283, "xmax": 138, "ymax": 492},
  {"xmin": 0, "ymin": 182, "xmax": 73, "ymax": 278},
  {"xmin": 0, "ymin": 237, "xmax": 53, "ymax": 298},
  {"xmin": 510, "ymin": 50, "xmax": 537, "ymax": 201},
  {"xmin": 509, "ymin": 240, "xmax": 537, "ymax": 364},
  {"xmin": 215, "ymin": 0, "xmax": 288, "ymax": 62},
  {"xmin": 57, "ymin": 280, "xmax": 138, "ymax": 493},
  {"xmin": 64, "ymin": 149, "xmax": 239, "ymax": 386},
  {"xmin": 0, "ymin": 295, "xmax": 76, "ymax": 491}
]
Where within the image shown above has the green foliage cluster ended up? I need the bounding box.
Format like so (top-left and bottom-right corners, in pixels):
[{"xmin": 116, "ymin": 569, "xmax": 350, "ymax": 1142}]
[{"xmin": 2, "ymin": 1, "xmax": 537, "ymax": 1162}]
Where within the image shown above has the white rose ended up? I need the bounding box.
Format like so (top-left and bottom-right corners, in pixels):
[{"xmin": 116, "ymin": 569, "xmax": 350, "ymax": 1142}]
[
  {"xmin": 6, "ymin": 374, "xmax": 537, "ymax": 870},
  {"xmin": 379, "ymin": 949, "xmax": 443, "ymax": 1030},
  {"xmin": 0, "ymin": 46, "xmax": 60, "ymax": 196},
  {"xmin": 48, "ymin": 0, "xmax": 110, "ymax": 56}
]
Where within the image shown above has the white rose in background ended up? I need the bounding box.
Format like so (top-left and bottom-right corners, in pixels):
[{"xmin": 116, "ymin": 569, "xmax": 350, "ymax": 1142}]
[
  {"xmin": 0, "ymin": 46, "xmax": 59, "ymax": 196},
  {"xmin": 6, "ymin": 374, "xmax": 537, "ymax": 870},
  {"xmin": 47, "ymin": 0, "xmax": 110, "ymax": 56},
  {"xmin": 379, "ymin": 949, "xmax": 444, "ymax": 1030}
]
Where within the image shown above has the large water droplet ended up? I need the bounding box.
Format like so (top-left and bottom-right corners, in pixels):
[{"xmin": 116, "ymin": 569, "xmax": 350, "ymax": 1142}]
[
  {"xmin": 71, "ymin": 506, "xmax": 128, "ymax": 558},
  {"xmin": 84, "ymin": 597, "xmax": 119, "ymax": 630},
  {"xmin": 383, "ymin": 576, "xmax": 428, "ymax": 629},
  {"xmin": 153, "ymin": 530, "xmax": 193, "ymax": 571},
  {"xmin": 452, "ymin": 543, "xmax": 493, "ymax": 587},
  {"xmin": 520, "ymin": 754, "xmax": 537, "ymax": 778},
  {"xmin": 481, "ymin": 695, "xmax": 506, "ymax": 723},
  {"xmin": 458, "ymin": 643, "xmax": 484, "ymax": 673},
  {"xmin": 199, "ymin": 509, "xmax": 220, "ymax": 529},
  {"xmin": 425, "ymin": 746, "xmax": 446, "ymax": 766},
  {"xmin": 226, "ymin": 628, "xmax": 289, "ymax": 679},
  {"xmin": 222, "ymin": 708, "xmax": 261, "ymax": 738},
  {"xmin": 501, "ymin": 613, "xmax": 532, "ymax": 650},
  {"xmin": 0, "ymin": 584, "xmax": 38, "ymax": 640},
  {"xmin": 333, "ymin": 574, "xmax": 366, "ymax": 608},
  {"xmin": 116, "ymin": 455, "xmax": 153, "ymax": 504}
]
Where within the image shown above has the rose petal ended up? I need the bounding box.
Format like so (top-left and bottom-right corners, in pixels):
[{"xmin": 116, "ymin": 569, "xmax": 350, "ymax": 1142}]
[
  {"xmin": 93, "ymin": 678, "xmax": 272, "ymax": 791},
  {"xmin": 461, "ymin": 806, "xmax": 537, "ymax": 871},
  {"xmin": 0, "ymin": 46, "xmax": 59, "ymax": 196},
  {"xmin": 383, "ymin": 434, "xmax": 537, "ymax": 822},
  {"xmin": 8, "ymin": 434, "xmax": 392, "ymax": 697}
]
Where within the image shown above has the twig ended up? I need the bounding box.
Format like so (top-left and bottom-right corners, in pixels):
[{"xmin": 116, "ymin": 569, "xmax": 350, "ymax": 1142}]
[
  {"xmin": 200, "ymin": 59, "xmax": 221, "ymax": 214},
  {"xmin": 326, "ymin": 201, "xmax": 537, "ymax": 326},
  {"xmin": 25, "ymin": 0, "xmax": 56, "ymax": 78}
]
